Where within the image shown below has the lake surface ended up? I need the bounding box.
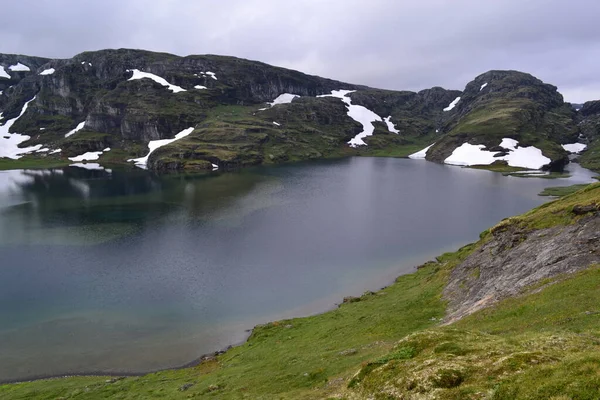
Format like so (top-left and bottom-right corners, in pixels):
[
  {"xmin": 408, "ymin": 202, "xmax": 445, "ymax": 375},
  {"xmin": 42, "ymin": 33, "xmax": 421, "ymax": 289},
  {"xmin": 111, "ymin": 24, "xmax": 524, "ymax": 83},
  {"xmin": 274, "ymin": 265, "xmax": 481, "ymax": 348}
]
[{"xmin": 0, "ymin": 157, "xmax": 596, "ymax": 382}]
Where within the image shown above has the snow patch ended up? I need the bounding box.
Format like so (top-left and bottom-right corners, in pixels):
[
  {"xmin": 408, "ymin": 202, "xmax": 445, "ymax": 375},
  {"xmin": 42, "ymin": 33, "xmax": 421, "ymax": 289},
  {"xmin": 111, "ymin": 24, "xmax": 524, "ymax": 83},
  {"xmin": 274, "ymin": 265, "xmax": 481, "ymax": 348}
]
[
  {"xmin": 212, "ymin": 163, "xmax": 219, "ymax": 170},
  {"xmin": 0, "ymin": 66, "xmax": 10, "ymax": 79},
  {"xmin": 0, "ymin": 97, "xmax": 43, "ymax": 159},
  {"xmin": 70, "ymin": 163, "xmax": 107, "ymax": 171},
  {"xmin": 128, "ymin": 127, "xmax": 195, "ymax": 169},
  {"xmin": 9, "ymin": 63, "xmax": 30, "ymax": 72},
  {"xmin": 444, "ymin": 143, "xmax": 500, "ymax": 166},
  {"xmin": 562, "ymin": 143, "xmax": 587, "ymax": 154},
  {"xmin": 49, "ymin": 149, "xmax": 62, "ymax": 154},
  {"xmin": 443, "ymin": 96, "xmax": 461, "ymax": 111},
  {"xmin": 443, "ymin": 138, "xmax": 551, "ymax": 169},
  {"xmin": 409, "ymin": 143, "xmax": 435, "ymax": 159},
  {"xmin": 68, "ymin": 151, "xmax": 103, "ymax": 162},
  {"xmin": 500, "ymin": 146, "xmax": 550, "ymax": 169},
  {"xmin": 499, "ymin": 138, "xmax": 518, "ymax": 151},
  {"xmin": 35, "ymin": 148, "xmax": 50, "ymax": 153},
  {"xmin": 480, "ymin": 82, "xmax": 488, "ymax": 91},
  {"xmin": 39, "ymin": 68, "xmax": 55, "ymax": 75},
  {"xmin": 273, "ymin": 121, "xmax": 281, "ymax": 126},
  {"xmin": 198, "ymin": 71, "xmax": 218, "ymax": 80},
  {"xmin": 65, "ymin": 121, "xmax": 86, "ymax": 138},
  {"xmin": 194, "ymin": 85, "xmax": 207, "ymax": 90},
  {"xmin": 318, "ymin": 90, "xmax": 382, "ymax": 147},
  {"xmin": 268, "ymin": 93, "xmax": 300, "ymax": 107},
  {"xmin": 127, "ymin": 69, "xmax": 186, "ymax": 93},
  {"xmin": 383, "ymin": 116, "xmax": 399, "ymax": 133}
]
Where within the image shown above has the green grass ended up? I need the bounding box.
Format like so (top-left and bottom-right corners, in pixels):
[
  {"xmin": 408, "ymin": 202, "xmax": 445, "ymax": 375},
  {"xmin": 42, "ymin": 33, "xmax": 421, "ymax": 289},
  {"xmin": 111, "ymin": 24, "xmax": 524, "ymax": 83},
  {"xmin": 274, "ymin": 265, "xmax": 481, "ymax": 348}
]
[
  {"xmin": 364, "ymin": 142, "xmax": 432, "ymax": 158},
  {"xmin": 539, "ymin": 183, "xmax": 591, "ymax": 197},
  {"xmin": 348, "ymin": 266, "xmax": 600, "ymax": 399},
  {"xmin": 2, "ymin": 185, "xmax": 600, "ymax": 399},
  {"xmin": 580, "ymin": 140, "xmax": 600, "ymax": 173},
  {"xmin": 469, "ymin": 163, "xmax": 526, "ymax": 173},
  {"xmin": 0, "ymin": 156, "xmax": 69, "ymax": 171},
  {"xmin": 492, "ymin": 182, "xmax": 599, "ymax": 230}
]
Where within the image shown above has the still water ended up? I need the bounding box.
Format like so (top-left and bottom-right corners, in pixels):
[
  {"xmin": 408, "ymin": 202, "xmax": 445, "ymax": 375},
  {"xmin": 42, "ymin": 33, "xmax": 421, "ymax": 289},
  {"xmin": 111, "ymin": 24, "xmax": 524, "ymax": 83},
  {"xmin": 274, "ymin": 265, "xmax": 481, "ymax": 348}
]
[{"xmin": 0, "ymin": 157, "xmax": 596, "ymax": 381}]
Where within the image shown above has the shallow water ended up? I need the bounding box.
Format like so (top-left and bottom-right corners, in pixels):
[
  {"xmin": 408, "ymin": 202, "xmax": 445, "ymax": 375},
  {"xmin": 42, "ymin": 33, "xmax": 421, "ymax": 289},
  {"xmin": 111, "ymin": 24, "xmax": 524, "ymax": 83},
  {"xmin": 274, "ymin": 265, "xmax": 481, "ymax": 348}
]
[{"xmin": 0, "ymin": 158, "xmax": 596, "ymax": 382}]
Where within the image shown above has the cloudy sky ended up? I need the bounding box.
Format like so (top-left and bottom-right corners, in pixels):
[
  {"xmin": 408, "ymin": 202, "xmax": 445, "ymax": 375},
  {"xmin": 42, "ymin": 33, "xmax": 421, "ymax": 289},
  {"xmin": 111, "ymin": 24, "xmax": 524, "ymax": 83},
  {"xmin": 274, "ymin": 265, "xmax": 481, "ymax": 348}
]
[{"xmin": 1, "ymin": 0, "xmax": 599, "ymax": 102}]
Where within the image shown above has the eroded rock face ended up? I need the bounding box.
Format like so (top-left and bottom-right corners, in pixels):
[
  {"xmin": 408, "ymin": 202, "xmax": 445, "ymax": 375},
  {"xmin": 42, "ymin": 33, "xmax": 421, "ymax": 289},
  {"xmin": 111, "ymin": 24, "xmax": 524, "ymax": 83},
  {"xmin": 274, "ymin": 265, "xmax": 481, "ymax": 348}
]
[{"xmin": 443, "ymin": 213, "xmax": 600, "ymax": 323}]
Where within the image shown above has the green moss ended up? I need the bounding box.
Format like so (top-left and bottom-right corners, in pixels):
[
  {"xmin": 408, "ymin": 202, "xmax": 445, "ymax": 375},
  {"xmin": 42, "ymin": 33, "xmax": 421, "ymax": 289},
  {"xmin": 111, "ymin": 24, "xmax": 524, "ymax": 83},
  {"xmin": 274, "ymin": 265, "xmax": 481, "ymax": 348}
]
[
  {"xmin": 539, "ymin": 184, "xmax": 592, "ymax": 197},
  {"xmin": 580, "ymin": 140, "xmax": 600, "ymax": 173},
  {"xmin": 469, "ymin": 163, "xmax": 527, "ymax": 173},
  {"xmin": 344, "ymin": 267, "xmax": 600, "ymax": 399},
  {"xmin": 0, "ymin": 156, "xmax": 69, "ymax": 171}
]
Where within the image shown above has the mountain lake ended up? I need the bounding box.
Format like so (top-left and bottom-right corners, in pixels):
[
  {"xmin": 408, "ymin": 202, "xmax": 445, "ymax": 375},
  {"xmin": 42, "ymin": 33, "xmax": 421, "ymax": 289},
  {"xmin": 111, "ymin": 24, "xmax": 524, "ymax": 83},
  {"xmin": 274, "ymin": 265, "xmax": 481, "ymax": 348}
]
[{"xmin": 0, "ymin": 157, "xmax": 597, "ymax": 382}]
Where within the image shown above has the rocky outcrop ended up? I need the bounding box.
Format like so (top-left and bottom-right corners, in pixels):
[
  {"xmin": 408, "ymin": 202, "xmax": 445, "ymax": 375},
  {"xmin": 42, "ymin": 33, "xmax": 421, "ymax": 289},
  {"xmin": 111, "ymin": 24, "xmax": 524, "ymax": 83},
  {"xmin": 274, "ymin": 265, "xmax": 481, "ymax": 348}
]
[{"xmin": 443, "ymin": 210, "xmax": 600, "ymax": 324}]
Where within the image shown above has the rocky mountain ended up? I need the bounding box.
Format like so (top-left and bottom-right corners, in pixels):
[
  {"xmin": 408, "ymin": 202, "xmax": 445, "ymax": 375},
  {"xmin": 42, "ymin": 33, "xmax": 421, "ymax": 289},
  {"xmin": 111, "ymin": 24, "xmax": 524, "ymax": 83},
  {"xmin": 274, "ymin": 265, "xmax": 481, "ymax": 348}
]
[
  {"xmin": 0, "ymin": 49, "xmax": 596, "ymax": 172},
  {"xmin": 424, "ymin": 70, "xmax": 578, "ymax": 171}
]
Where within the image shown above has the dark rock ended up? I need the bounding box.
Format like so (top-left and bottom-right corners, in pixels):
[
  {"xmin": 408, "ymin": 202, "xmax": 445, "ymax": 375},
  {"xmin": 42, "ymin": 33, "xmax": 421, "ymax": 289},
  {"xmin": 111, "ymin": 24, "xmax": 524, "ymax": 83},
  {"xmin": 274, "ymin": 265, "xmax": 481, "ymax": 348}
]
[
  {"xmin": 572, "ymin": 204, "xmax": 598, "ymax": 215},
  {"xmin": 179, "ymin": 383, "xmax": 194, "ymax": 391},
  {"xmin": 342, "ymin": 296, "xmax": 361, "ymax": 303}
]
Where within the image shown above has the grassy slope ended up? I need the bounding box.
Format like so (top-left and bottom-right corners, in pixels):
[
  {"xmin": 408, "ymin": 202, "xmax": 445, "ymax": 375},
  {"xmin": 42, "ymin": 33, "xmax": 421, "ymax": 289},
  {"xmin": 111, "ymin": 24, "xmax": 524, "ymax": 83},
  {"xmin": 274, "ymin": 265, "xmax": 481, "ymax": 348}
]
[
  {"xmin": 580, "ymin": 140, "xmax": 600, "ymax": 173},
  {"xmin": 2, "ymin": 184, "xmax": 599, "ymax": 399},
  {"xmin": 539, "ymin": 183, "xmax": 591, "ymax": 197},
  {"xmin": 345, "ymin": 267, "xmax": 600, "ymax": 399},
  {"xmin": 0, "ymin": 156, "xmax": 69, "ymax": 171},
  {"xmin": 427, "ymin": 98, "xmax": 568, "ymax": 166}
]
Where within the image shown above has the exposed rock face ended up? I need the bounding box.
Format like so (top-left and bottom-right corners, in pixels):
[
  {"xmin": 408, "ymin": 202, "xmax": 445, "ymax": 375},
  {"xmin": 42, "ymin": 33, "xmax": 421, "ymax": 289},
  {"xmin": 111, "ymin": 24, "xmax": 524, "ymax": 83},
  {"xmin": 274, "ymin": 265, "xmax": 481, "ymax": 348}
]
[
  {"xmin": 443, "ymin": 212, "xmax": 600, "ymax": 323},
  {"xmin": 578, "ymin": 100, "xmax": 600, "ymax": 142},
  {"xmin": 580, "ymin": 100, "xmax": 600, "ymax": 118}
]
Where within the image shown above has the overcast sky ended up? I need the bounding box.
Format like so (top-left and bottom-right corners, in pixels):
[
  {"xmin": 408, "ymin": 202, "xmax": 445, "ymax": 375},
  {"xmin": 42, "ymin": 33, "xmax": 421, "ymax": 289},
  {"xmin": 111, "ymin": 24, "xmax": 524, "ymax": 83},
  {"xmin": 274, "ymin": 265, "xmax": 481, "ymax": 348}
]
[{"xmin": 1, "ymin": 0, "xmax": 599, "ymax": 102}]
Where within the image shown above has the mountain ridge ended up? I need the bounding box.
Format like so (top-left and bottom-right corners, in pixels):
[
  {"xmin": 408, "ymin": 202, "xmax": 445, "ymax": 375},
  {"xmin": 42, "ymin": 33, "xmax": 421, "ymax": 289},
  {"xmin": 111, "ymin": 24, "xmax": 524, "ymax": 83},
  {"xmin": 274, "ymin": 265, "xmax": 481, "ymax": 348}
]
[{"xmin": 0, "ymin": 48, "xmax": 596, "ymax": 173}]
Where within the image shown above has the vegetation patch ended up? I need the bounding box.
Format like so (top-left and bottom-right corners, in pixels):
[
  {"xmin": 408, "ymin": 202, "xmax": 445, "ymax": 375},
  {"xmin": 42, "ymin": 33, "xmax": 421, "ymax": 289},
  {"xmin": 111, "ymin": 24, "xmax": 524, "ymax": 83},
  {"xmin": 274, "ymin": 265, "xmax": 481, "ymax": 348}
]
[{"xmin": 539, "ymin": 183, "xmax": 591, "ymax": 197}]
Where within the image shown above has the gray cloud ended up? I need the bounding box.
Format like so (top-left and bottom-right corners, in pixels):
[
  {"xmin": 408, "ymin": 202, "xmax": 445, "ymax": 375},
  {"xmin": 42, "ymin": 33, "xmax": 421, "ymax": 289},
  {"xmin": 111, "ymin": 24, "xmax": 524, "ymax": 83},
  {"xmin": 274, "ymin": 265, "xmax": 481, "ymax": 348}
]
[{"xmin": 1, "ymin": 0, "xmax": 599, "ymax": 102}]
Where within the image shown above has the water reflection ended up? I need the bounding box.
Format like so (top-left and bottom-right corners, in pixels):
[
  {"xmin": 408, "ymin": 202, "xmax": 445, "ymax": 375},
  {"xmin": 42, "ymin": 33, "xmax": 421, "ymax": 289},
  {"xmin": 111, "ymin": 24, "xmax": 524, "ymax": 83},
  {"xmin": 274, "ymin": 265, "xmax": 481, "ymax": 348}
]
[{"xmin": 0, "ymin": 167, "xmax": 275, "ymax": 245}]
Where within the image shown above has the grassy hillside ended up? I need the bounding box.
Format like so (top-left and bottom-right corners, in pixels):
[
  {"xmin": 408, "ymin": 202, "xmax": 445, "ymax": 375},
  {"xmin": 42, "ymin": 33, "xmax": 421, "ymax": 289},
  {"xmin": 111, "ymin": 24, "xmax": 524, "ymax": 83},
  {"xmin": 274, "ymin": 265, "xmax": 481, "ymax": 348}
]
[{"xmin": 2, "ymin": 184, "xmax": 599, "ymax": 399}]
